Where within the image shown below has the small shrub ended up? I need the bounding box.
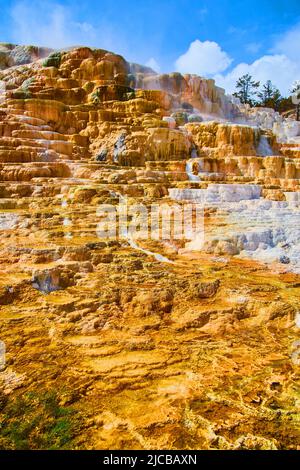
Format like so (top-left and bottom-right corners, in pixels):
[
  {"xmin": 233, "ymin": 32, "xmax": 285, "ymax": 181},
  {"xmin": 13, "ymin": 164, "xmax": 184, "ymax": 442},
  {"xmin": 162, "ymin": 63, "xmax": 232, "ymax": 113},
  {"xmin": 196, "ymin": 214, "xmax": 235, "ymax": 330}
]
[
  {"xmin": 43, "ymin": 52, "xmax": 61, "ymax": 68},
  {"xmin": 91, "ymin": 89, "xmax": 101, "ymax": 105}
]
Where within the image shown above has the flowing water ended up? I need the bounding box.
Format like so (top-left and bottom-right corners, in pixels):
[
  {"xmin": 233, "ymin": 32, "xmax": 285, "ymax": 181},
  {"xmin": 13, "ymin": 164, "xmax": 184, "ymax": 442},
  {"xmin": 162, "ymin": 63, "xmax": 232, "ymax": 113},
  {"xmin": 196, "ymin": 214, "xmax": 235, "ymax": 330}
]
[
  {"xmin": 257, "ymin": 135, "xmax": 274, "ymax": 156},
  {"xmin": 185, "ymin": 160, "xmax": 201, "ymax": 181},
  {"xmin": 111, "ymin": 191, "xmax": 174, "ymax": 264}
]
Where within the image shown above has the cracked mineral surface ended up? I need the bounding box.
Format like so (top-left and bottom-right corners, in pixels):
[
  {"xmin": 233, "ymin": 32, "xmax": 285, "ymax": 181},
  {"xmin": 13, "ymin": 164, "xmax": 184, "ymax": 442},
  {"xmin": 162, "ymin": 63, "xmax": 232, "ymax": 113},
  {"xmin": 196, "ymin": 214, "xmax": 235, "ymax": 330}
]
[{"xmin": 0, "ymin": 46, "xmax": 299, "ymax": 450}]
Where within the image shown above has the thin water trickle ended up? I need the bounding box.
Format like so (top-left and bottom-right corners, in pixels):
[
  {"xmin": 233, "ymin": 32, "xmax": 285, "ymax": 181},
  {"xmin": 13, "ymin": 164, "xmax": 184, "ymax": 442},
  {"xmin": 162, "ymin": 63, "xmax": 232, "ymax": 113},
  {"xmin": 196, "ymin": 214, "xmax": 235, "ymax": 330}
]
[
  {"xmin": 186, "ymin": 160, "xmax": 200, "ymax": 181},
  {"xmin": 257, "ymin": 135, "xmax": 273, "ymax": 156},
  {"xmin": 109, "ymin": 191, "xmax": 174, "ymax": 264}
]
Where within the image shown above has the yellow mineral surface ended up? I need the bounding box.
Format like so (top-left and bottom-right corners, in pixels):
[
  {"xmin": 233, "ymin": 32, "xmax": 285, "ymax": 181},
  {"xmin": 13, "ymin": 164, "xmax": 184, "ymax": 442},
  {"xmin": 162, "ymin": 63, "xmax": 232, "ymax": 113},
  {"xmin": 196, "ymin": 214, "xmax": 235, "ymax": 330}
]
[{"xmin": 0, "ymin": 47, "xmax": 299, "ymax": 450}]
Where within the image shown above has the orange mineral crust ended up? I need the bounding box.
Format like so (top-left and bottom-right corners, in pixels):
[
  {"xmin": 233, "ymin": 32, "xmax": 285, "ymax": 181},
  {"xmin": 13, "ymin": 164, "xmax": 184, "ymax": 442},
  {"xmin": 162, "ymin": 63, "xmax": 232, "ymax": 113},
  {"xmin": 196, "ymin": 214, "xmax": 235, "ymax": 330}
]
[{"xmin": 0, "ymin": 46, "xmax": 299, "ymax": 450}]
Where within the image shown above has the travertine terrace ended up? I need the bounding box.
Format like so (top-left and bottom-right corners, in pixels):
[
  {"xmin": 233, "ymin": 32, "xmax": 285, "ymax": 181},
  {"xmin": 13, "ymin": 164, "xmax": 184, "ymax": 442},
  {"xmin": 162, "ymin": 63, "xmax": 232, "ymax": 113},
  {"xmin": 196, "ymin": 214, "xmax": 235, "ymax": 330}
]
[{"xmin": 0, "ymin": 46, "xmax": 299, "ymax": 450}]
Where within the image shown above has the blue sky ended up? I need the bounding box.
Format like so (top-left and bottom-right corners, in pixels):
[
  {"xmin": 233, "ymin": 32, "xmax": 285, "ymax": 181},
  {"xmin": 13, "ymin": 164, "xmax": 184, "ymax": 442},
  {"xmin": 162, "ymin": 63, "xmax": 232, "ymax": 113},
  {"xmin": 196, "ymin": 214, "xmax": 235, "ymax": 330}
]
[{"xmin": 0, "ymin": 0, "xmax": 299, "ymax": 94}]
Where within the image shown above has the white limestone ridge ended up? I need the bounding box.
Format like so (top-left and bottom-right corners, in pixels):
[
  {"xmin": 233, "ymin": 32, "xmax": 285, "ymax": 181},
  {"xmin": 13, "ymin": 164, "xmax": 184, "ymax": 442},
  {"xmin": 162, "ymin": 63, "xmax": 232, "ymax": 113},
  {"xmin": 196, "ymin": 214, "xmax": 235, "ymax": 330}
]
[
  {"xmin": 204, "ymin": 198, "xmax": 300, "ymax": 273},
  {"xmin": 169, "ymin": 184, "xmax": 300, "ymax": 273},
  {"xmin": 169, "ymin": 184, "xmax": 261, "ymax": 203},
  {"xmin": 231, "ymin": 101, "xmax": 300, "ymax": 143}
]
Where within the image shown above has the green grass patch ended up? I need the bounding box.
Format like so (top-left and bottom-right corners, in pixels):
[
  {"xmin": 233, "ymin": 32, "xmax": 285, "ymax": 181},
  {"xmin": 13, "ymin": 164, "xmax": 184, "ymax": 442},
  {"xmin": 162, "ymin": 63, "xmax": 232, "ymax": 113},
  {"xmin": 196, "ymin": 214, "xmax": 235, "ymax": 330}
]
[{"xmin": 0, "ymin": 389, "xmax": 78, "ymax": 450}]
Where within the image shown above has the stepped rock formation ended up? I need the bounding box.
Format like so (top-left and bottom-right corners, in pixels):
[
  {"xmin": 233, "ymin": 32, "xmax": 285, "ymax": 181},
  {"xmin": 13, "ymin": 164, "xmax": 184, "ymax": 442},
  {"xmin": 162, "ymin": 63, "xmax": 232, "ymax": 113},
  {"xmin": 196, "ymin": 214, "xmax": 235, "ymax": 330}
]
[
  {"xmin": 0, "ymin": 46, "xmax": 299, "ymax": 450},
  {"xmin": 0, "ymin": 43, "xmax": 52, "ymax": 70}
]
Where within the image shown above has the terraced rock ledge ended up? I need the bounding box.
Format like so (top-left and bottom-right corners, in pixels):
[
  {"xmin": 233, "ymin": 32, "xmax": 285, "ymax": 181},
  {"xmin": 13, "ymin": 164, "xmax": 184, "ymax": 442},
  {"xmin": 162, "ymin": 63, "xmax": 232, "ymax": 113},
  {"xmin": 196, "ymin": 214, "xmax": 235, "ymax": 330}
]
[{"xmin": 0, "ymin": 46, "xmax": 299, "ymax": 450}]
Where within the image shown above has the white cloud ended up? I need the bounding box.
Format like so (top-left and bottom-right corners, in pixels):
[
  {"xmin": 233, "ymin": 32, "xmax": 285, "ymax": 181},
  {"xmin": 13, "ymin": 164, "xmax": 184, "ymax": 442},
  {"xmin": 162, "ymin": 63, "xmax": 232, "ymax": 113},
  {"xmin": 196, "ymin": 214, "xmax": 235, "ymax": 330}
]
[
  {"xmin": 214, "ymin": 54, "xmax": 300, "ymax": 96},
  {"xmin": 214, "ymin": 23, "xmax": 300, "ymax": 96},
  {"xmin": 174, "ymin": 23, "xmax": 300, "ymax": 97},
  {"xmin": 145, "ymin": 58, "xmax": 160, "ymax": 73},
  {"xmin": 245, "ymin": 42, "xmax": 262, "ymax": 54},
  {"xmin": 10, "ymin": 1, "xmax": 96, "ymax": 49},
  {"xmin": 175, "ymin": 39, "xmax": 232, "ymax": 76},
  {"xmin": 273, "ymin": 22, "xmax": 300, "ymax": 63}
]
